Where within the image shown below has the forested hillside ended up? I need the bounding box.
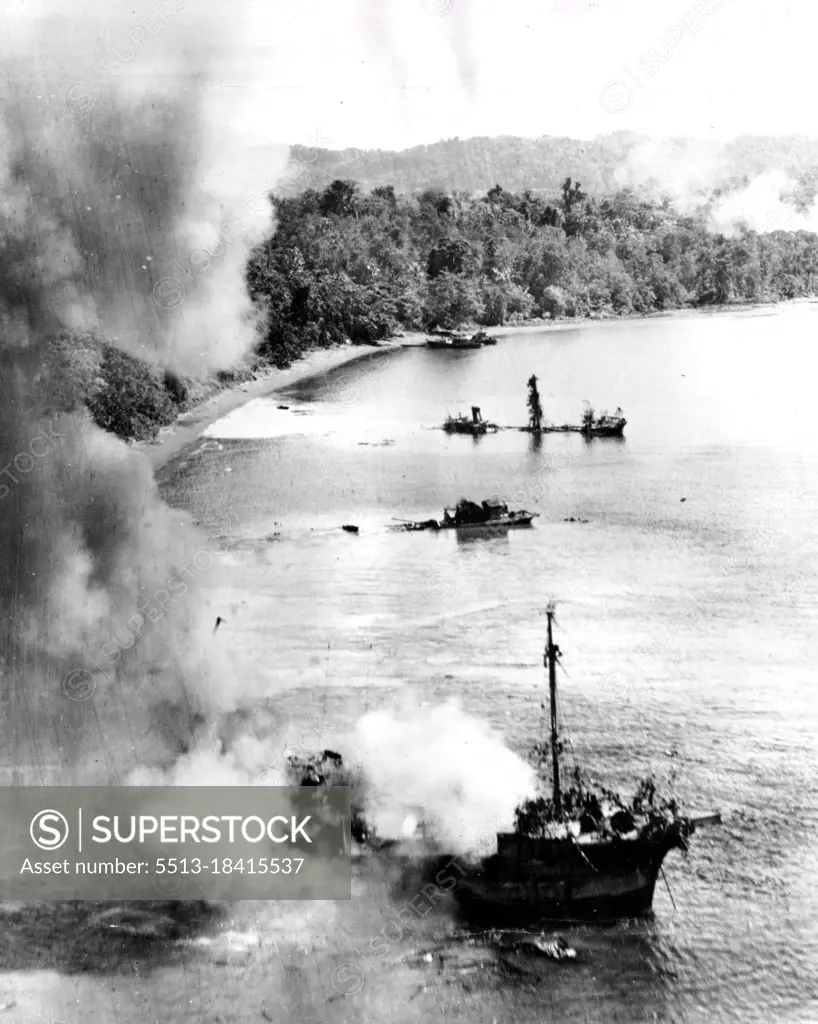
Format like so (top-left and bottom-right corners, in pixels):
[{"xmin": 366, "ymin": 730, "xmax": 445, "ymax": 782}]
[
  {"xmin": 52, "ymin": 173, "xmax": 818, "ymax": 443},
  {"xmin": 247, "ymin": 177, "xmax": 818, "ymax": 366},
  {"xmin": 288, "ymin": 134, "xmax": 818, "ymax": 196}
]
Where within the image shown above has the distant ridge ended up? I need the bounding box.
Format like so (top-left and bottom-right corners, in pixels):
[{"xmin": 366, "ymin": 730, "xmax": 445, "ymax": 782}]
[{"xmin": 288, "ymin": 133, "xmax": 818, "ymax": 196}]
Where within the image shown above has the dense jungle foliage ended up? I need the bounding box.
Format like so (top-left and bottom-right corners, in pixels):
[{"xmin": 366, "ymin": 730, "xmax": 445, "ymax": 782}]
[
  {"xmin": 247, "ymin": 177, "xmax": 818, "ymax": 365},
  {"xmin": 53, "ymin": 175, "xmax": 818, "ymax": 440}
]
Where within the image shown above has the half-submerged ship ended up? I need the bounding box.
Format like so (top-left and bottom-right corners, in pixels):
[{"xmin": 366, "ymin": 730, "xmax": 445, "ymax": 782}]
[
  {"xmin": 443, "ymin": 406, "xmax": 499, "ymax": 436},
  {"xmin": 581, "ymin": 404, "xmax": 627, "ymax": 438},
  {"xmin": 441, "ymin": 498, "xmax": 536, "ymax": 531},
  {"xmin": 447, "ymin": 605, "xmax": 721, "ymax": 924},
  {"xmin": 522, "ymin": 404, "xmax": 627, "ymax": 438},
  {"xmin": 394, "ymin": 498, "xmax": 537, "ymax": 533}
]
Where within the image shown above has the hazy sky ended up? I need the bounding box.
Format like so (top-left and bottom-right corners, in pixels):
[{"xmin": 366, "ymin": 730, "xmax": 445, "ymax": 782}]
[
  {"xmin": 213, "ymin": 0, "xmax": 818, "ymax": 150},
  {"xmin": 11, "ymin": 0, "xmax": 818, "ymax": 151}
]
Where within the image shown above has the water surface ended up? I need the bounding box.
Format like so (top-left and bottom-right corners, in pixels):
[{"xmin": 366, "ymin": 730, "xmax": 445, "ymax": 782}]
[{"xmin": 151, "ymin": 304, "xmax": 818, "ymax": 1024}]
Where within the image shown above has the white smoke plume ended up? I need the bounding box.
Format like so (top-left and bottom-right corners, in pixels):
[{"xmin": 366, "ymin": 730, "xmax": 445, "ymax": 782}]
[
  {"xmin": 707, "ymin": 169, "xmax": 818, "ymax": 236},
  {"xmin": 344, "ymin": 700, "xmax": 536, "ymax": 857},
  {"xmin": 616, "ymin": 138, "xmax": 818, "ymax": 236},
  {"xmin": 614, "ymin": 137, "xmax": 732, "ymax": 214}
]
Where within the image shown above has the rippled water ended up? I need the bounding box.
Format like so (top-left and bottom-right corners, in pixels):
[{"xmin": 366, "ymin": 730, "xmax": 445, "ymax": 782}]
[{"xmin": 150, "ymin": 305, "xmax": 818, "ymax": 1024}]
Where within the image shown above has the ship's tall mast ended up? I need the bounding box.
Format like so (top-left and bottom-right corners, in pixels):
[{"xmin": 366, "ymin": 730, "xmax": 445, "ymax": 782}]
[{"xmin": 545, "ymin": 604, "xmax": 561, "ymax": 816}]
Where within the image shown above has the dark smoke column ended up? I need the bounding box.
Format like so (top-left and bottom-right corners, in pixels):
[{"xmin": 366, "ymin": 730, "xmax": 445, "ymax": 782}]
[{"xmin": 0, "ymin": 3, "xmax": 280, "ymax": 781}]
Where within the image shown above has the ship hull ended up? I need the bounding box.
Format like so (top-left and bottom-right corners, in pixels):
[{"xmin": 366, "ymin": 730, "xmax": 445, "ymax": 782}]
[
  {"xmin": 431, "ymin": 825, "xmax": 687, "ymax": 924},
  {"xmin": 522, "ymin": 422, "xmax": 626, "ymax": 437},
  {"xmin": 426, "ymin": 339, "xmax": 482, "ymax": 350},
  {"xmin": 440, "ymin": 514, "xmax": 535, "ymax": 532},
  {"xmin": 453, "ymin": 865, "xmax": 659, "ymax": 924},
  {"xmin": 583, "ymin": 424, "xmax": 626, "ymax": 438},
  {"xmin": 443, "ymin": 424, "xmax": 497, "ymax": 436},
  {"xmin": 582, "ymin": 418, "xmax": 627, "ymax": 438}
]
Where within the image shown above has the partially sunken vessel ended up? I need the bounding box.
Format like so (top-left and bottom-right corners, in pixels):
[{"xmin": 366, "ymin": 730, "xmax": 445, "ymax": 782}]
[{"xmin": 448, "ymin": 605, "xmax": 720, "ymax": 924}]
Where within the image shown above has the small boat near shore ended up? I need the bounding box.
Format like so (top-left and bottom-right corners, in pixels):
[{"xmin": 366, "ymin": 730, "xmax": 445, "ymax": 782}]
[
  {"xmin": 471, "ymin": 330, "xmax": 498, "ymax": 346},
  {"xmin": 426, "ymin": 334, "xmax": 482, "ymax": 350},
  {"xmin": 426, "ymin": 330, "xmax": 497, "ymax": 350}
]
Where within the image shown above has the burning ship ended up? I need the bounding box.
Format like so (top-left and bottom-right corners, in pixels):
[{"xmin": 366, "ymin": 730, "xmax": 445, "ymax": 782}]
[
  {"xmin": 441, "ymin": 605, "xmax": 721, "ymax": 924},
  {"xmin": 286, "ymin": 605, "xmax": 720, "ymax": 925}
]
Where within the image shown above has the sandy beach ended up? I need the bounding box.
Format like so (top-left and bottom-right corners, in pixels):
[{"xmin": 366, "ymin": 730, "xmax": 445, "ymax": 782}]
[{"xmin": 142, "ymin": 334, "xmax": 427, "ymax": 476}]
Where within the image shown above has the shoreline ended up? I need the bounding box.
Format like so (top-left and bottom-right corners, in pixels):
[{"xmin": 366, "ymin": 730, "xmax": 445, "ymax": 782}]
[
  {"xmin": 146, "ymin": 299, "xmax": 812, "ymax": 476},
  {"xmin": 492, "ymin": 298, "xmax": 810, "ymax": 337},
  {"xmin": 144, "ymin": 335, "xmax": 427, "ymax": 475}
]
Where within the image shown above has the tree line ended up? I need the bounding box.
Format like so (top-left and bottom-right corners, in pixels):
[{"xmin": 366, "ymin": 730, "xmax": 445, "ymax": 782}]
[
  {"xmin": 47, "ymin": 176, "xmax": 818, "ymax": 441},
  {"xmin": 248, "ymin": 177, "xmax": 818, "ymax": 366}
]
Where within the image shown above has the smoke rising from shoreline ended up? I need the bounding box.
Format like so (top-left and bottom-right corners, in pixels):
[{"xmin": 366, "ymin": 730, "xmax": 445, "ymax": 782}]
[
  {"xmin": 615, "ymin": 138, "xmax": 730, "ymax": 215},
  {"xmin": 707, "ymin": 169, "xmax": 818, "ymax": 236},
  {"xmin": 616, "ymin": 138, "xmax": 818, "ymax": 236}
]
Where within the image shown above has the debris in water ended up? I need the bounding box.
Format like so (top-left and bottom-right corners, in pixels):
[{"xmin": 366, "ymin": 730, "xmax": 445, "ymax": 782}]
[
  {"xmin": 523, "ymin": 935, "xmax": 577, "ymax": 961},
  {"xmin": 285, "ymin": 749, "xmax": 374, "ymax": 845},
  {"xmin": 87, "ymin": 908, "xmax": 177, "ymax": 939}
]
